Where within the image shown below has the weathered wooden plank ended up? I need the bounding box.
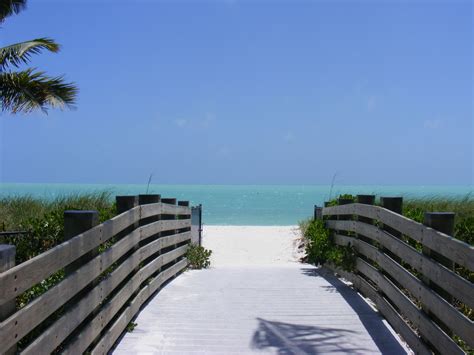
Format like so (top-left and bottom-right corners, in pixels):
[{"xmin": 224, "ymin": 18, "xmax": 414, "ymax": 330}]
[
  {"xmin": 0, "ymin": 207, "xmax": 140, "ymax": 304},
  {"xmin": 326, "ymin": 265, "xmax": 432, "ymax": 355},
  {"xmin": 333, "ymin": 234, "xmax": 473, "ymax": 346},
  {"xmin": 62, "ymin": 258, "xmax": 180, "ymax": 354},
  {"xmin": 140, "ymin": 220, "xmax": 191, "ymax": 241},
  {"xmin": 0, "ymin": 245, "xmax": 16, "ymax": 355},
  {"xmin": 327, "ymin": 220, "xmax": 474, "ymax": 309},
  {"xmin": 161, "ymin": 244, "xmax": 188, "ymax": 266},
  {"xmin": 140, "ymin": 203, "xmax": 162, "ymax": 219},
  {"xmin": 102, "ymin": 206, "xmax": 140, "ymax": 242},
  {"xmin": 22, "ymin": 250, "xmax": 142, "ymax": 355},
  {"xmin": 356, "ymin": 259, "xmax": 463, "ymax": 355},
  {"xmin": 324, "ymin": 203, "xmax": 474, "ymax": 271},
  {"xmin": 140, "ymin": 203, "xmax": 191, "ymax": 219},
  {"xmin": 161, "ymin": 231, "xmax": 191, "ymax": 249},
  {"xmin": 139, "ymin": 231, "xmax": 191, "ymax": 262},
  {"xmin": 0, "ymin": 228, "xmax": 142, "ymax": 351},
  {"xmin": 91, "ymin": 259, "xmax": 188, "ymax": 355},
  {"xmin": 161, "ymin": 203, "xmax": 191, "ymax": 216},
  {"xmin": 22, "ymin": 242, "xmax": 187, "ymax": 354}
]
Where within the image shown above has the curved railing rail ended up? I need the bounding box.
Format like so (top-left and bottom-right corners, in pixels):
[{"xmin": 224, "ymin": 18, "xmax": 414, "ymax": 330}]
[
  {"xmin": 320, "ymin": 198, "xmax": 473, "ymax": 355},
  {"xmin": 0, "ymin": 195, "xmax": 193, "ymax": 354}
]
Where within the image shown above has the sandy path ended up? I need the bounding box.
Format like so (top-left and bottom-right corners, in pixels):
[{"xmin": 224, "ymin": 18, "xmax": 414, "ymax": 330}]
[{"xmin": 201, "ymin": 225, "xmax": 304, "ymax": 267}]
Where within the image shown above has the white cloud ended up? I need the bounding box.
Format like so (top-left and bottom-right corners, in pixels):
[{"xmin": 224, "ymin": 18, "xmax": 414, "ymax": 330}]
[{"xmin": 424, "ymin": 119, "xmax": 442, "ymax": 129}]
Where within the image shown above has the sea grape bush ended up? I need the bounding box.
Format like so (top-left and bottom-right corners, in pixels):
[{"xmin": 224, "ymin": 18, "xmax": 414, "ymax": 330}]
[
  {"xmin": 303, "ymin": 218, "xmax": 356, "ymax": 272},
  {"xmin": 186, "ymin": 244, "xmax": 212, "ymax": 269}
]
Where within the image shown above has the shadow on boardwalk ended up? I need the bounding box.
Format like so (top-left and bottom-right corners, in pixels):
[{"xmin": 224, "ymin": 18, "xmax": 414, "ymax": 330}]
[
  {"xmin": 252, "ymin": 318, "xmax": 368, "ymax": 354},
  {"xmin": 251, "ymin": 267, "xmax": 407, "ymax": 355}
]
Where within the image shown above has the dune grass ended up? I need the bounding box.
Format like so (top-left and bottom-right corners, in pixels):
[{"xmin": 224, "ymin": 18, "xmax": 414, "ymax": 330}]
[
  {"xmin": 0, "ymin": 191, "xmax": 115, "ymax": 231},
  {"xmin": 403, "ymin": 195, "xmax": 473, "ymax": 245},
  {"xmin": 0, "ymin": 192, "xmax": 116, "ymax": 264}
]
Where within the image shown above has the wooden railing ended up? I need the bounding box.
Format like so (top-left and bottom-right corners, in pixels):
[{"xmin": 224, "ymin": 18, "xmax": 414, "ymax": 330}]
[
  {"xmin": 319, "ymin": 196, "xmax": 473, "ymax": 355},
  {"xmin": 0, "ymin": 194, "xmax": 192, "ymax": 354}
]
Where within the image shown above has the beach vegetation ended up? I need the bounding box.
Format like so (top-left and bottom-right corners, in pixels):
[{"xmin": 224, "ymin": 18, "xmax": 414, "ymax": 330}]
[
  {"xmin": 0, "ymin": 192, "xmax": 116, "ymax": 263},
  {"xmin": 0, "ymin": 0, "xmax": 77, "ymax": 114},
  {"xmin": 186, "ymin": 244, "xmax": 212, "ymax": 269},
  {"xmin": 301, "ymin": 218, "xmax": 356, "ymax": 272}
]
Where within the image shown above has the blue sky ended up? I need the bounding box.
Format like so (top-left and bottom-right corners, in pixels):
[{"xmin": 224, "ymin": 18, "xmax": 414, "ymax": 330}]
[{"xmin": 0, "ymin": 0, "xmax": 472, "ymax": 185}]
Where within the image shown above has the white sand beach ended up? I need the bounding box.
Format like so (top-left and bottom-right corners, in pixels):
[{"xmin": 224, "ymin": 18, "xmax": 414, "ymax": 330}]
[{"xmin": 201, "ymin": 225, "xmax": 305, "ymax": 266}]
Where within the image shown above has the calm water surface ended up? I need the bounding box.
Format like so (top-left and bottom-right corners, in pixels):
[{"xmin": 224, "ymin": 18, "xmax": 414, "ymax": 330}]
[{"xmin": 0, "ymin": 183, "xmax": 471, "ymax": 225}]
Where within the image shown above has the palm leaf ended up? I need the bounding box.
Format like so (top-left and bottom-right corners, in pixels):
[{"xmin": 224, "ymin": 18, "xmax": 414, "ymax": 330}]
[
  {"xmin": 0, "ymin": 68, "xmax": 77, "ymax": 114},
  {"xmin": 0, "ymin": 38, "xmax": 60, "ymax": 70},
  {"xmin": 0, "ymin": 0, "xmax": 26, "ymax": 22}
]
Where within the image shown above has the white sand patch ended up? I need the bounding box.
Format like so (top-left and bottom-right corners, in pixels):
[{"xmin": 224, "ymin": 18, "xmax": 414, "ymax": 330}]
[{"xmin": 201, "ymin": 225, "xmax": 305, "ymax": 267}]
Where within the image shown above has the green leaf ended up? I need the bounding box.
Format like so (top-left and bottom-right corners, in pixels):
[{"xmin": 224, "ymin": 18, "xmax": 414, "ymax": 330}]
[
  {"xmin": 0, "ymin": 0, "xmax": 27, "ymax": 22},
  {"xmin": 0, "ymin": 38, "xmax": 60, "ymax": 70},
  {"xmin": 0, "ymin": 68, "xmax": 78, "ymax": 114}
]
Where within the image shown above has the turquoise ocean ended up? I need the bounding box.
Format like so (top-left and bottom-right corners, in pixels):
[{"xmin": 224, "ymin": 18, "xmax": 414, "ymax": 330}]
[{"xmin": 0, "ymin": 184, "xmax": 471, "ymax": 225}]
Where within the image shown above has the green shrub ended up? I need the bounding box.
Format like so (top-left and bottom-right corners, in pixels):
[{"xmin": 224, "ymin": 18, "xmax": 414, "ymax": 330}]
[
  {"xmin": 186, "ymin": 244, "xmax": 212, "ymax": 269},
  {"xmin": 304, "ymin": 219, "xmax": 332, "ymax": 265},
  {"xmin": 303, "ymin": 218, "xmax": 356, "ymax": 272}
]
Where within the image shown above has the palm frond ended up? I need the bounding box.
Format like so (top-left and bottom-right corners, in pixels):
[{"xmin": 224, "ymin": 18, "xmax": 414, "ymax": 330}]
[
  {"xmin": 0, "ymin": 38, "xmax": 60, "ymax": 70},
  {"xmin": 0, "ymin": 0, "xmax": 26, "ymax": 22},
  {"xmin": 0, "ymin": 68, "xmax": 77, "ymax": 114}
]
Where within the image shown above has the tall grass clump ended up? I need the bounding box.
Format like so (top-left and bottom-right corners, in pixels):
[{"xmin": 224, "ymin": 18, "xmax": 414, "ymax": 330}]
[
  {"xmin": 0, "ymin": 191, "xmax": 116, "ymax": 263},
  {"xmin": 403, "ymin": 194, "xmax": 473, "ymax": 245}
]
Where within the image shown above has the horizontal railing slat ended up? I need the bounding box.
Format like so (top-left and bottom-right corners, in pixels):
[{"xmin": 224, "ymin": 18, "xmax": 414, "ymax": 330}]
[
  {"xmin": 333, "ymin": 234, "xmax": 474, "ymax": 346},
  {"xmin": 140, "ymin": 220, "xmax": 191, "ymax": 240},
  {"xmin": 140, "ymin": 203, "xmax": 191, "ymax": 220},
  {"xmin": 356, "ymin": 258, "xmax": 463, "ymax": 355},
  {"xmin": 91, "ymin": 259, "xmax": 188, "ymax": 355},
  {"xmin": 62, "ymin": 251, "xmax": 187, "ymax": 355},
  {"xmin": 0, "ymin": 229, "xmax": 140, "ymax": 351},
  {"xmin": 22, "ymin": 251, "xmax": 141, "ymax": 355},
  {"xmin": 323, "ymin": 203, "xmax": 474, "ymax": 271},
  {"xmin": 327, "ymin": 220, "xmax": 474, "ymax": 309},
  {"xmin": 324, "ymin": 263, "xmax": 432, "ymax": 355},
  {"xmin": 20, "ymin": 232, "xmax": 190, "ymax": 354},
  {"xmin": 0, "ymin": 207, "xmax": 140, "ymax": 303},
  {"xmin": 161, "ymin": 203, "xmax": 191, "ymax": 215}
]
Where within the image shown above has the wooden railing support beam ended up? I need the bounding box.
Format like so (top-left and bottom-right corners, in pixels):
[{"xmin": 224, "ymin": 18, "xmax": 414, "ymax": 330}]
[
  {"xmin": 0, "ymin": 244, "xmax": 16, "ymax": 355},
  {"xmin": 64, "ymin": 210, "xmax": 99, "ymax": 275}
]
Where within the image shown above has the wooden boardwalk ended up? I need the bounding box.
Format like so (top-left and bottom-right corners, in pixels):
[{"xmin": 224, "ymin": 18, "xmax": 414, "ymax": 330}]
[{"xmin": 113, "ymin": 263, "xmax": 409, "ymax": 354}]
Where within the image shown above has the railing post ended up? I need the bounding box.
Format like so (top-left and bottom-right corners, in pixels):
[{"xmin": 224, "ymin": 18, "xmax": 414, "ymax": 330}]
[
  {"xmin": 178, "ymin": 201, "xmax": 191, "ymax": 260},
  {"xmin": 423, "ymin": 212, "xmax": 455, "ymax": 302},
  {"xmin": 162, "ymin": 198, "xmax": 178, "ymax": 249},
  {"xmin": 116, "ymin": 195, "xmax": 139, "ymax": 215},
  {"xmin": 314, "ymin": 205, "xmax": 323, "ymax": 221},
  {"xmin": 178, "ymin": 201, "xmax": 191, "ymax": 233},
  {"xmin": 337, "ymin": 198, "xmax": 353, "ymax": 236},
  {"xmin": 357, "ymin": 195, "xmax": 375, "ymax": 245},
  {"xmin": 0, "ymin": 244, "xmax": 16, "ymax": 355},
  {"xmin": 380, "ymin": 197, "xmax": 403, "ymax": 263},
  {"xmin": 116, "ymin": 196, "xmax": 139, "ymax": 271},
  {"xmin": 191, "ymin": 205, "xmax": 203, "ymax": 245},
  {"xmin": 64, "ymin": 211, "xmax": 99, "ymax": 276},
  {"xmin": 138, "ymin": 194, "xmax": 161, "ymax": 243}
]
